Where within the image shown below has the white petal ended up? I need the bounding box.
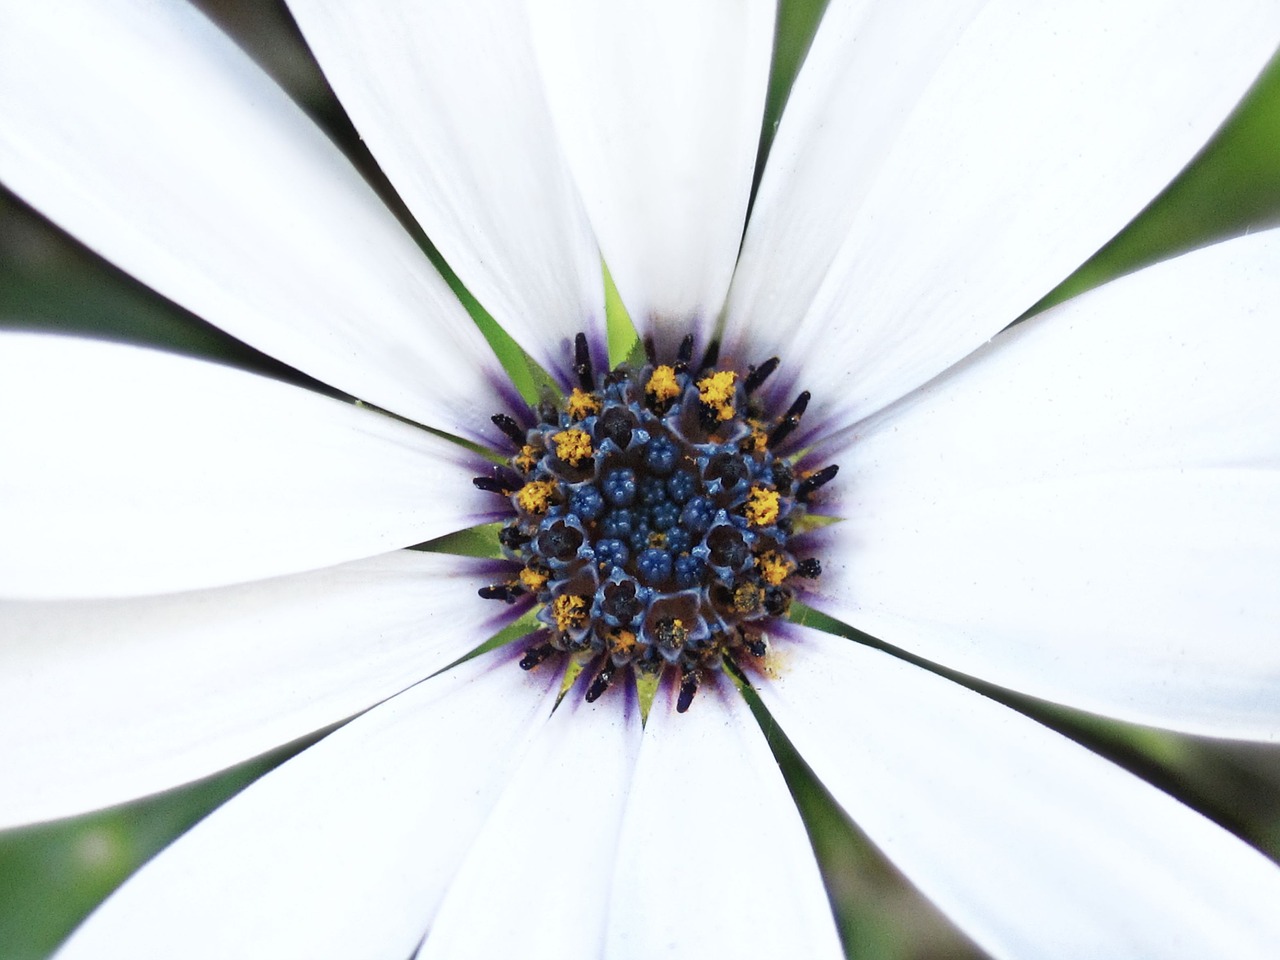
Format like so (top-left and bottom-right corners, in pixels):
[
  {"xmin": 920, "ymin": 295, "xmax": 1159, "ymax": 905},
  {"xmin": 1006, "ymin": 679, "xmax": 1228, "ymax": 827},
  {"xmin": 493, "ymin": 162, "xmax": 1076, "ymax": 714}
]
[
  {"xmin": 724, "ymin": 0, "xmax": 1280, "ymax": 433},
  {"xmin": 0, "ymin": 335, "xmax": 495, "ymax": 599},
  {"xmin": 815, "ymin": 229, "xmax": 1280, "ymax": 739},
  {"xmin": 529, "ymin": 0, "xmax": 775, "ymax": 355},
  {"xmin": 55, "ymin": 647, "xmax": 562, "ymax": 960},
  {"xmin": 753, "ymin": 628, "xmax": 1280, "ymax": 959},
  {"xmin": 418, "ymin": 680, "xmax": 641, "ymax": 960},
  {"xmin": 285, "ymin": 0, "xmax": 607, "ymax": 382},
  {"xmin": 0, "ymin": 550, "xmax": 508, "ymax": 827},
  {"xmin": 726, "ymin": 0, "xmax": 986, "ymax": 372},
  {"xmin": 605, "ymin": 677, "xmax": 842, "ymax": 960},
  {"xmin": 0, "ymin": 0, "xmax": 503, "ymax": 438}
]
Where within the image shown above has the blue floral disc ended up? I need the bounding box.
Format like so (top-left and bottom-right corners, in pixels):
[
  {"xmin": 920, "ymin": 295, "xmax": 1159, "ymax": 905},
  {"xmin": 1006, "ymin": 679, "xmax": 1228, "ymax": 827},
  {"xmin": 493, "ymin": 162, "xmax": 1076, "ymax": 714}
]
[{"xmin": 477, "ymin": 335, "xmax": 836, "ymax": 712}]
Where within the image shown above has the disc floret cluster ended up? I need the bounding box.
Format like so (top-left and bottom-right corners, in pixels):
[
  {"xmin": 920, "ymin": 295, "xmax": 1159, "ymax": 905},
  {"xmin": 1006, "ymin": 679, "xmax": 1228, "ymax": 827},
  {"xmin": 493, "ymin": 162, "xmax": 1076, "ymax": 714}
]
[{"xmin": 477, "ymin": 334, "xmax": 836, "ymax": 711}]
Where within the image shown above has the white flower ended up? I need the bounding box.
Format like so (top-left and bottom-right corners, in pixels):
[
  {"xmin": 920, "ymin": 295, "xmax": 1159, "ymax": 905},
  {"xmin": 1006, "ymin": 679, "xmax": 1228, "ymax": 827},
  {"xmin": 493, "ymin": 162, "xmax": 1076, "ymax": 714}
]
[{"xmin": 2, "ymin": 0, "xmax": 1280, "ymax": 957}]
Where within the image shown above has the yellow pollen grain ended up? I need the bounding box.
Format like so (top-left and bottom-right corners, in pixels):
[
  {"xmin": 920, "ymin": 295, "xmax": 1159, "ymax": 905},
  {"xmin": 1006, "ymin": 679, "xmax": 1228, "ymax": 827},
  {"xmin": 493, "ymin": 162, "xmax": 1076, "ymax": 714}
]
[
  {"xmin": 552, "ymin": 594, "xmax": 588, "ymax": 631},
  {"xmin": 732, "ymin": 583, "xmax": 764, "ymax": 614},
  {"xmin": 607, "ymin": 629, "xmax": 639, "ymax": 658},
  {"xmin": 565, "ymin": 388, "xmax": 602, "ymax": 420},
  {"xmin": 552, "ymin": 428, "xmax": 593, "ymax": 467},
  {"xmin": 757, "ymin": 551, "xmax": 794, "ymax": 587},
  {"xmin": 645, "ymin": 365, "xmax": 681, "ymax": 403},
  {"xmin": 516, "ymin": 479, "xmax": 558, "ymax": 515},
  {"xmin": 647, "ymin": 531, "xmax": 667, "ymax": 549},
  {"xmin": 515, "ymin": 444, "xmax": 538, "ymax": 473},
  {"xmin": 519, "ymin": 567, "xmax": 548, "ymax": 593},
  {"xmin": 697, "ymin": 370, "xmax": 738, "ymax": 421},
  {"xmin": 744, "ymin": 485, "xmax": 781, "ymax": 527},
  {"xmin": 667, "ymin": 618, "xmax": 689, "ymax": 643}
]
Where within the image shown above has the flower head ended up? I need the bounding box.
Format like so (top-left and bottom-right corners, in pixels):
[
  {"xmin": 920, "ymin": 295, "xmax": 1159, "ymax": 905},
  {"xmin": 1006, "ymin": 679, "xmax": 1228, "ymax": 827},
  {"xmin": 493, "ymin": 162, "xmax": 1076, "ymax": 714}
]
[{"xmin": 2, "ymin": 1, "xmax": 1280, "ymax": 957}]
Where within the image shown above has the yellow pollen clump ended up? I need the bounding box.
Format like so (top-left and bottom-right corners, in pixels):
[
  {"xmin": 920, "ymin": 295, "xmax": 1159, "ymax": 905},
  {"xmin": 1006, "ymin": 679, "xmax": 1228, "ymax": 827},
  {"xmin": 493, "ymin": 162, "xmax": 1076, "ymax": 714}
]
[
  {"xmin": 697, "ymin": 370, "xmax": 738, "ymax": 421},
  {"xmin": 607, "ymin": 629, "xmax": 639, "ymax": 658},
  {"xmin": 732, "ymin": 583, "xmax": 764, "ymax": 614},
  {"xmin": 645, "ymin": 365, "xmax": 681, "ymax": 403},
  {"xmin": 747, "ymin": 421, "xmax": 769, "ymax": 453},
  {"xmin": 552, "ymin": 594, "xmax": 588, "ymax": 631},
  {"xmin": 566, "ymin": 387, "xmax": 602, "ymax": 420},
  {"xmin": 552, "ymin": 428, "xmax": 593, "ymax": 467},
  {"xmin": 647, "ymin": 531, "xmax": 668, "ymax": 549},
  {"xmin": 519, "ymin": 567, "xmax": 548, "ymax": 593},
  {"xmin": 515, "ymin": 444, "xmax": 538, "ymax": 473},
  {"xmin": 665, "ymin": 618, "xmax": 689, "ymax": 643},
  {"xmin": 756, "ymin": 551, "xmax": 794, "ymax": 586},
  {"xmin": 744, "ymin": 485, "xmax": 781, "ymax": 527},
  {"xmin": 516, "ymin": 479, "xmax": 558, "ymax": 515}
]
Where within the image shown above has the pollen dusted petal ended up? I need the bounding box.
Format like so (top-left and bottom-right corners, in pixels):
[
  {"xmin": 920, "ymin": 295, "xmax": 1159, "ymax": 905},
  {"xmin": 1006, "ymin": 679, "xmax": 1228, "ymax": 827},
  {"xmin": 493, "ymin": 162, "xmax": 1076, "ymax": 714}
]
[
  {"xmin": 51, "ymin": 648, "xmax": 562, "ymax": 960},
  {"xmin": 753, "ymin": 628, "xmax": 1280, "ymax": 959},
  {"xmin": 0, "ymin": 0, "xmax": 503, "ymax": 440},
  {"xmin": 283, "ymin": 0, "xmax": 607, "ymax": 389},
  {"xmin": 725, "ymin": 0, "xmax": 1280, "ymax": 436},
  {"xmin": 0, "ymin": 335, "xmax": 495, "ymax": 600},
  {"xmin": 816, "ymin": 230, "xmax": 1280, "ymax": 739},
  {"xmin": 605, "ymin": 677, "xmax": 843, "ymax": 959},
  {"xmin": 416, "ymin": 681, "xmax": 640, "ymax": 960}
]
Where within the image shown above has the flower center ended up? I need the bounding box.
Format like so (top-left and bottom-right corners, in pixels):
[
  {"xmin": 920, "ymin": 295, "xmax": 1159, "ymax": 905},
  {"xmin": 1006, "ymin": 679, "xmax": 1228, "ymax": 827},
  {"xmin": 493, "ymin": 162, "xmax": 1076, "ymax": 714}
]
[{"xmin": 477, "ymin": 334, "xmax": 836, "ymax": 712}]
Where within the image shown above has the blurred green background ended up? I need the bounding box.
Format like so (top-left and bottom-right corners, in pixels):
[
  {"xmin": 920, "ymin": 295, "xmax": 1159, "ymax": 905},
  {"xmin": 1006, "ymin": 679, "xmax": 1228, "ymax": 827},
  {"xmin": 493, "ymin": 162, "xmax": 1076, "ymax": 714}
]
[{"xmin": 2, "ymin": 2, "xmax": 1279, "ymax": 957}]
